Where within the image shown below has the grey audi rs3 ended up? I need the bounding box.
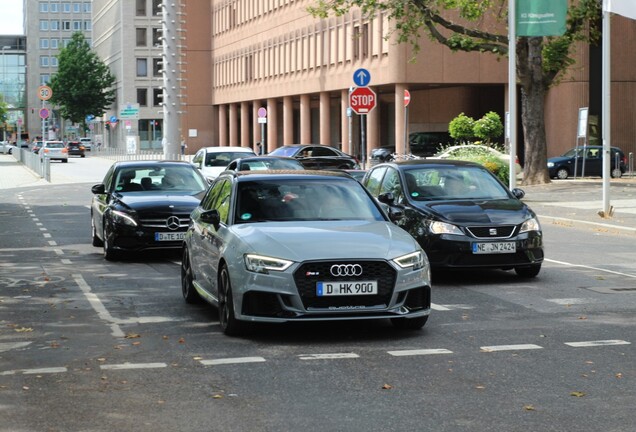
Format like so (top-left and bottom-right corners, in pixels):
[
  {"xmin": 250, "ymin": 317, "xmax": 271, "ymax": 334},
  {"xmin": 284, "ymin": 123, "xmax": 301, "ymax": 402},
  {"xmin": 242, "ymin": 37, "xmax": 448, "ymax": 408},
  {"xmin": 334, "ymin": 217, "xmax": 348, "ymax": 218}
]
[{"xmin": 181, "ymin": 170, "xmax": 432, "ymax": 336}]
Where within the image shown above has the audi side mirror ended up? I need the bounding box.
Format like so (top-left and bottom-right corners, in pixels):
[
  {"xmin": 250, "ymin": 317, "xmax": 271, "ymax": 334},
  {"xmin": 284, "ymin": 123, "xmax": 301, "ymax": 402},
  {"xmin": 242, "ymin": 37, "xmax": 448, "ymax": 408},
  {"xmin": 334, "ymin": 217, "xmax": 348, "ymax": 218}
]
[{"xmin": 200, "ymin": 209, "xmax": 221, "ymax": 229}]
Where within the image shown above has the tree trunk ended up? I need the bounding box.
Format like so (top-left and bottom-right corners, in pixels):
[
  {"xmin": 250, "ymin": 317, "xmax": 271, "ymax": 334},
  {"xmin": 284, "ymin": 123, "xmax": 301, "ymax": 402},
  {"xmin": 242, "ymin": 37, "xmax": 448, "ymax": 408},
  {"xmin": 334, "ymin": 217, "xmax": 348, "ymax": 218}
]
[{"xmin": 518, "ymin": 38, "xmax": 552, "ymax": 185}]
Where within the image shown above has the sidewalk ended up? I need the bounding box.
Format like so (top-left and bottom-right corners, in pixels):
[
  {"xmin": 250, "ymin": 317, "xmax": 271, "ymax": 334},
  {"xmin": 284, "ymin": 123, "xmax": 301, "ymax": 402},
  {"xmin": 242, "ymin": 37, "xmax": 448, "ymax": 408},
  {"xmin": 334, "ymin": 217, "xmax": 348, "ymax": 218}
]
[{"xmin": 2, "ymin": 153, "xmax": 636, "ymax": 235}]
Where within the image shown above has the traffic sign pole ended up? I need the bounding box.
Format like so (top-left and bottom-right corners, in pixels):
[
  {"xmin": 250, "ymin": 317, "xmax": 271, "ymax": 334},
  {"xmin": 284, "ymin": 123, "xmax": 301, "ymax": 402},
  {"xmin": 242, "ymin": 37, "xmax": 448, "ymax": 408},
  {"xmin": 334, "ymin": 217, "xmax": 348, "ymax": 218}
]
[{"xmin": 404, "ymin": 89, "xmax": 411, "ymax": 155}]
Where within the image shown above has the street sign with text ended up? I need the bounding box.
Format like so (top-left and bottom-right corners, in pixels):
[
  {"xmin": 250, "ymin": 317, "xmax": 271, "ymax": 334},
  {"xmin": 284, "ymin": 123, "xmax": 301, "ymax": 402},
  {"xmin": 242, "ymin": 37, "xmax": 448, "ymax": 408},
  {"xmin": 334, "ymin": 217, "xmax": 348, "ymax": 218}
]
[{"xmin": 349, "ymin": 87, "xmax": 377, "ymax": 115}]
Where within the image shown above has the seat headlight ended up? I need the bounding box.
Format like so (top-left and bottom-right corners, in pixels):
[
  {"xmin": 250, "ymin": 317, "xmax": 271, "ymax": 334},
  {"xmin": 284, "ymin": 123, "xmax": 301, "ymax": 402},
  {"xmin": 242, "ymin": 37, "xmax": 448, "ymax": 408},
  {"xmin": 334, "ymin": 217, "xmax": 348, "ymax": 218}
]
[
  {"xmin": 547, "ymin": 162, "xmax": 554, "ymax": 168},
  {"xmin": 393, "ymin": 251, "xmax": 426, "ymax": 271},
  {"xmin": 429, "ymin": 221, "xmax": 463, "ymax": 235},
  {"xmin": 520, "ymin": 217, "xmax": 541, "ymax": 233},
  {"xmin": 111, "ymin": 210, "xmax": 138, "ymax": 227},
  {"xmin": 245, "ymin": 254, "xmax": 293, "ymax": 274}
]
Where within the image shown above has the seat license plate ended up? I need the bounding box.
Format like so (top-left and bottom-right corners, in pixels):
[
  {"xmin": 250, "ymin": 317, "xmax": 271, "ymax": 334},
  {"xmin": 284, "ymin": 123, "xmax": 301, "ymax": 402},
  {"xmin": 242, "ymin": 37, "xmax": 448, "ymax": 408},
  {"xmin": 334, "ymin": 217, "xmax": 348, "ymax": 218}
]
[
  {"xmin": 155, "ymin": 232, "xmax": 185, "ymax": 241},
  {"xmin": 472, "ymin": 242, "xmax": 516, "ymax": 254},
  {"xmin": 316, "ymin": 281, "xmax": 378, "ymax": 296}
]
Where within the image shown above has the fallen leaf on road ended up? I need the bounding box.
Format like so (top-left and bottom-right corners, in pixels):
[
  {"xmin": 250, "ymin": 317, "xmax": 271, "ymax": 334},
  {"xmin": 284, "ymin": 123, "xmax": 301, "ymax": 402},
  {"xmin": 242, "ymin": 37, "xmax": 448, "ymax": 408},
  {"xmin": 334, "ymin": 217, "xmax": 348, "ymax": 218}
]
[
  {"xmin": 178, "ymin": 338, "xmax": 186, "ymax": 344},
  {"xmin": 615, "ymin": 373, "xmax": 623, "ymax": 379},
  {"xmin": 382, "ymin": 384, "xmax": 393, "ymax": 390},
  {"xmin": 125, "ymin": 333, "xmax": 140, "ymax": 339},
  {"xmin": 524, "ymin": 405, "xmax": 535, "ymax": 411},
  {"xmin": 570, "ymin": 391, "xmax": 586, "ymax": 397},
  {"xmin": 212, "ymin": 394, "xmax": 223, "ymax": 399},
  {"xmin": 15, "ymin": 327, "xmax": 33, "ymax": 332}
]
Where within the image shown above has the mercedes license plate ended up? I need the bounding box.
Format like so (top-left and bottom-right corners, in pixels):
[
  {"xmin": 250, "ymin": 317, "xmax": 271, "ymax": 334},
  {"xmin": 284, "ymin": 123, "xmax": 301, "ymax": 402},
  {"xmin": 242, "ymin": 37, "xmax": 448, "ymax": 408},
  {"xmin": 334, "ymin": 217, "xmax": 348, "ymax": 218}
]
[
  {"xmin": 155, "ymin": 232, "xmax": 185, "ymax": 241},
  {"xmin": 472, "ymin": 242, "xmax": 516, "ymax": 254},
  {"xmin": 316, "ymin": 281, "xmax": 378, "ymax": 296}
]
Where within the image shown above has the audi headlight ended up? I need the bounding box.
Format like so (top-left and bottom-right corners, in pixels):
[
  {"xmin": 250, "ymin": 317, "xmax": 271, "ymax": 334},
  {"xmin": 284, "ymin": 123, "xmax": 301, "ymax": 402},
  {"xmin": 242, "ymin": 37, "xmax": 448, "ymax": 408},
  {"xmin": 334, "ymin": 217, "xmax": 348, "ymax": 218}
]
[
  {"xmin": 393, "ymin": 251, "xmax": 425, "ymax": 270},
  {"xmin": 111, "ymin": 210, "xmax": 138, "ymax": 227},
  {"xmin": 429, "ymin": 221, "xmax": 463, "ymax": 235},
  {"xmin": 245, "ymin": 254, "xmax": 293, "ymax": 274},
  {"xmin": 520, "ymin": 217, "xmax": 541, "ymax": 233}
]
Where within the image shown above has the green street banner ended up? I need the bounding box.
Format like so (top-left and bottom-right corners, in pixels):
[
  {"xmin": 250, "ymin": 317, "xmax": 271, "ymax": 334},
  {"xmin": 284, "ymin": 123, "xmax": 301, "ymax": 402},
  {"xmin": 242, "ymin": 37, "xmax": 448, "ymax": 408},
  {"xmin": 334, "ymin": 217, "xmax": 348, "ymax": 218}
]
[{"xmin": 516, "ymin": 0, "xmax": 567, "ymax": 36}]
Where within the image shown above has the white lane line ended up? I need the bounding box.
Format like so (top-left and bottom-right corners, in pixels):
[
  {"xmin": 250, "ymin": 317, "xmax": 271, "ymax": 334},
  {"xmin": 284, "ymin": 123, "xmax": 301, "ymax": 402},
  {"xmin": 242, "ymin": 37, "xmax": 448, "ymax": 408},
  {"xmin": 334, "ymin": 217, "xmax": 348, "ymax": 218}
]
[
  {"xmin": 43, "ymin": 233, "xmax": 51, "ymax": 238},
  {"xmin": 200, "ymin": 357, "xmax": 267, "ymax": 366},
  {"xmin": 36, "ymin": 222, "xmax": 42, "ymax": 226},
  {"xmin": 100, "ymin": 362, "xmax": 167, "ymax": 371},
  {"xmin": 547, "ymin": 298, "xmax": 593, "ymax": 305},
  {"xmin": 47, "ymin": 240, "xmax": 57, "ymax": 246},
  {"xmin": 1, "ymin": 367, "xmax": 67, "ymax": 376},
  {"xmin": 61, "ymin": 259, "xmax": 72, "ymax": 264},
  {"xmin": 565, "ymin": 340, "xmax": 631, "ymax": 348},
  {"xmin": 33, "ymin": 218, "xmax": 39, "ymax": 222},
  {"xmin": 54, "ymin": 249, "xmax": 64, "ymax": 256},
  {"xmin": 480, "ymin": 344, "xmax": 543, "ymax": 353},
  {"xmin": 298, "ymin": 353, "xmax": 359, "ymax": 360},
  {"xmin": 0, "ymin": 341, "xmax": 32, "ymax": 353},
  {"xmin": 545, "ymin": 258, "xmax": 636, "ymax": 279},
  {"xmin": 117, "ymin": 316, "xmax": 184, "ymax": 324},
  {"xmin": 73, "ymin": 274, "xmax": 125, "ymax": 338},
  {"xmin": 39, "ymin": 227, "xmax": 47, "ymax": 231},
  {"xmin": 431, "ymin": 303, "xmax": 450, "ymax": 311},
  {"xmin": 388, "ymin": 349, "xmax": 453, "ymax": 357}
]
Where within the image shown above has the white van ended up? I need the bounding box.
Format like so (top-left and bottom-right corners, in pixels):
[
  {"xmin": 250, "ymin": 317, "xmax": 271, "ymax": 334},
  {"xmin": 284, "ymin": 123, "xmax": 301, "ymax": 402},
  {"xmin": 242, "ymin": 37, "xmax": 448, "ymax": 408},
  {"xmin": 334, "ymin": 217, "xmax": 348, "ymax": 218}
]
[
  {"xmin": 191, "ymin": 146, "xmax": 257, "ymax": 181},
  {"xmin": 79, "ymin": 137, "xmax": 93, "ymax": 151}
]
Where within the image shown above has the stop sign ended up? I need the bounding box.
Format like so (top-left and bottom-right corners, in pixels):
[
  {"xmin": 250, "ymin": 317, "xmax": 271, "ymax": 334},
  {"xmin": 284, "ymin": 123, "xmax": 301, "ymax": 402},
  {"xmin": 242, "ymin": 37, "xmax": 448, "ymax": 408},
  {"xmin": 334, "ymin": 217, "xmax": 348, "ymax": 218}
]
[{"xmin": 349, "ymin": 86, "xmax": 377, "ymax": 114}]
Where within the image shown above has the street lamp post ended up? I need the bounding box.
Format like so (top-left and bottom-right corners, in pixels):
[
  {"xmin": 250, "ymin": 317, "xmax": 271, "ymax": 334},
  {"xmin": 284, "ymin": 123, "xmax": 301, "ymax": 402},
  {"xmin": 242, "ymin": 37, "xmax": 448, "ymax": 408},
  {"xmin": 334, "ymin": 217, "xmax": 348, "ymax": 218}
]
[{"xmin": 1, "ymin": 45, "xmax": 11, "ymax": 142}]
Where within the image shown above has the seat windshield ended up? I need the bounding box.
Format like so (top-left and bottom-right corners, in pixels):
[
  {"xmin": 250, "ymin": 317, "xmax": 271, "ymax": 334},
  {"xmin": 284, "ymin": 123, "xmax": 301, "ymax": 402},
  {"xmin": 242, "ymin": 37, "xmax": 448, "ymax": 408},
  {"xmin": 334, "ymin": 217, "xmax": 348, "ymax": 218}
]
[
  {"xmin": 404, "ymin": 166, "xmax": 510, "ymax": 201},
  {"xmin": 235, "ymin": 178, "xmax": 384, "ymax": 223}
]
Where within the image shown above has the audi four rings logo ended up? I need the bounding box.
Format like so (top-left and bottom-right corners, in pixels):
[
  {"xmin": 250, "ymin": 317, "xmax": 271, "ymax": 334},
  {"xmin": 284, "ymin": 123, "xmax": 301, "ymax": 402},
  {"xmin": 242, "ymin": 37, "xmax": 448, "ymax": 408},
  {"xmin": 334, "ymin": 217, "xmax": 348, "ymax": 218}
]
[
  {"xmin": 166, "ymin": 216, "xmax": 181, "ymax": 230},
  {"xmin": 330, "ymin": 264, "xmax": 363, "ymax": 277}
]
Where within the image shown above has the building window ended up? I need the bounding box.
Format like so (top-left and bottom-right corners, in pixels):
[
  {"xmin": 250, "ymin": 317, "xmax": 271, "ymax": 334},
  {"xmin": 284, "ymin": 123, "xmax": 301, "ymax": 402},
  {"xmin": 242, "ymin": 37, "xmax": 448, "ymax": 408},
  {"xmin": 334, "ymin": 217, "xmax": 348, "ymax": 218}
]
[
  {"xmin": 153, "ymin": 88, "xmax": 163, "ymax": 106},
  {"xmin": 153, "ymin": 58, "xmax": 162, "ymax": 76},
  {"xmin": 62, "ymin": 38, "xmax": 71, "ymax": 47},
  {"xmin": 83, "ymin": 21, "xmax": 91, "ymax": 31},
  {"xmin": 137, "ymin": 58, "xmax": 148, "ymax": 77},
  {"xmin": 50, "ymin": 3, "xmax": 59, "ymax": 13},
  {"xmin": 62, "ymin": 2, "xmax": 71, "ymax": 13},
  {"xmin": 40, "ymin": 38, "xmax": 49, "ymax": 49},
  {"xmin": 83, "ymin": 2, "xmax": 91, "ymax": 13},
  {"xmin": 152, "ymin": 0, "xmax": 161, "ymax": 16},
  {"xmin": 73, "ymin": 20, "xmax": 82, "ymax": 31},
  {"xmin": 136, "ymin": 0, "xmax": 146, "ymax": 16},
  {"xmin": 136, "ymin": 28, "xmax": 147, "ymax": 47},
  {"xmin": 73, "ymin": 2, "xmax": 81, "ymax": 13},
  {"xmin": 51, "ymin": 57, "xmax": 59, "ymax": 67},
  {"xmin": 51, "ymin": 39, "xmax": 59, "ymax": 49},
  {"xmin": 50, "ymin": 21, "xmax": 60, "ymax": 31},
  {"xmin": 40, "ymin": 74, "xmax": 50, "ymax": 85},
  {"xmin": 40, "ymin": 56, "xmax": 50, "ymax": 67},
  {"xmin": 152, "ymin": 28, "xmax": 162, "ymax": 46},
  {"xmin": 62, "ymin": 21, "xmax": 71, "ymax": 31},
  {"xmin": 40, "ymin": 2, "xmax": 49, "ymax": 13},
  {"xmin": 137, "ymin": 88, "xmax": 148, "ymax": 106},
  {"xmin": 40, "ymin": 20, "xmax": 49, "ymax": 31}
]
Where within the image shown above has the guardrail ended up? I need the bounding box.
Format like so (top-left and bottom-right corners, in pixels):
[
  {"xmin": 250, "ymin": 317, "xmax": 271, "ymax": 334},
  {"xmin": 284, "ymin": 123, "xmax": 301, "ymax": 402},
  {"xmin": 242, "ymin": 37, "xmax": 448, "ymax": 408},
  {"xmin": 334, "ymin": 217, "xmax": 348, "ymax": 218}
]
[
  {"xmin": 95, "ymin": 148, "xmax": 192, "ymax": 163},
  {"xmin": 15, "ymin": 148, "xmax": 51, "ymax": 182}
]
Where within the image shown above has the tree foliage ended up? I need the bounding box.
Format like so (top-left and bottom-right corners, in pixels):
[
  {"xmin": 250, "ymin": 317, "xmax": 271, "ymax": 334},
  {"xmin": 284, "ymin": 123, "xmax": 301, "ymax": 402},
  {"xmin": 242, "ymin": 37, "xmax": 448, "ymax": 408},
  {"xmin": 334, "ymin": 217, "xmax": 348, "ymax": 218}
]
[
  {"xmin": 448, "ymin": 113, "xmax": 475, "ymax": 143},
  {"xmin": 309, "ymin": 0, "xmax": 602, "ymax": 185},
  {"xmin": 474, "ymin": 111, "xmax": 503, "ymax": 143},
  {"xmin": 49, "ymin": 32, "xmax": 116, "ymax": 132},
  {"xmin": 0, "ymin": 95, "xmax": 8, "ymax": 125}
]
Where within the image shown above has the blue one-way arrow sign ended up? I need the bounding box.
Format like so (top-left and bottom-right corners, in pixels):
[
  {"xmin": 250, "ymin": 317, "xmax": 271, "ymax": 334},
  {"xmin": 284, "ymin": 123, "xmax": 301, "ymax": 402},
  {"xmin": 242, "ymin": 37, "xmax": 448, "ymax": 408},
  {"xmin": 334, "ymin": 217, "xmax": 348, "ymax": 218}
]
[{"xmin": 353, "ymin": 68, "xmax": 371, "ymax": 87}]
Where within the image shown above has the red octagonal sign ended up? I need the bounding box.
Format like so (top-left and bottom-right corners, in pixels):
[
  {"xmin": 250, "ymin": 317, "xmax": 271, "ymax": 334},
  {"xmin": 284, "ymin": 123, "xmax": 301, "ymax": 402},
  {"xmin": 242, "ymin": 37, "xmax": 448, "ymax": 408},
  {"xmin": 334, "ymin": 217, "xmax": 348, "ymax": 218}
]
[{"xmin": 349, "ymin": 86, "xmax": 377, "ymax": 114}]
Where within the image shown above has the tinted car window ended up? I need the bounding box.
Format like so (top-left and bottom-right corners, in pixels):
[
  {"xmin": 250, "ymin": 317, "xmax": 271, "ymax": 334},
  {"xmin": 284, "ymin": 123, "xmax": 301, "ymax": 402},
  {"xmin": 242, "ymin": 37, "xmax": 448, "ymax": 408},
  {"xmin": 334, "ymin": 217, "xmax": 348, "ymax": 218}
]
[
  {"xmin": 363, "ymin": 166, "xmax": 387, "ymax": 196},
  {"xmin": 379, "ymin": 168, "xmax": 405, "ymax": 202}
]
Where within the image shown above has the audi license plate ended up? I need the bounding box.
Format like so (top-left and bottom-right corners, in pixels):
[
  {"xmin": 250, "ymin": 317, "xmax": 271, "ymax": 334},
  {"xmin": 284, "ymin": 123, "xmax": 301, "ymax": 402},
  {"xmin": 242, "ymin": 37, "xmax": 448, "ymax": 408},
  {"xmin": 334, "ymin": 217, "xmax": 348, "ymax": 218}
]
[
  {"xmin": 316, "ymin": 281, "xmax": 377, "ymax": 296},
  {"xmin": 472, "ymin": 242, "xmax": 516, "ymax": 254},
  {"xmin": 155, "ymin": 232, "xmax": 186, "ymax": 241}
]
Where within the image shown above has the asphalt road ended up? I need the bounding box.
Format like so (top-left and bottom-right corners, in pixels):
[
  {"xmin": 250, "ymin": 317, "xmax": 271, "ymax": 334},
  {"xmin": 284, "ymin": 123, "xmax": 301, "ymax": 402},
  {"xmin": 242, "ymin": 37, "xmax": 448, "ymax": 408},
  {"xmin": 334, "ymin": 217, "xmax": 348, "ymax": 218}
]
[{"xmin": 1, "ymin": 157, "xmax": 635, "ymax": 432}]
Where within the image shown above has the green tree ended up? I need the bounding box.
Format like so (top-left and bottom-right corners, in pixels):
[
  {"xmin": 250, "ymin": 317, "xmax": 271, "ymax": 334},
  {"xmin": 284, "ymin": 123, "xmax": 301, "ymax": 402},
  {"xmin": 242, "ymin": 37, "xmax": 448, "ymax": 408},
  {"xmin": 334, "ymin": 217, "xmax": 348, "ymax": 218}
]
[
  {"xmin": 474, "ymin": 111, "xmax": 504, "ymax": 143},
  {"xmin": 49, "ymin": 32, "xmax": 116, "ymax": 134},
  {"xmin": 448, "ymin": 113, "xmax": 475, "ymax": 143},
  {"xmin": 0, "ymin": 95, "xmax": 8, "ymax": 141},
  {"xmin": 309, "ymin": 0, "xmax": 601, "ymax": 185}
]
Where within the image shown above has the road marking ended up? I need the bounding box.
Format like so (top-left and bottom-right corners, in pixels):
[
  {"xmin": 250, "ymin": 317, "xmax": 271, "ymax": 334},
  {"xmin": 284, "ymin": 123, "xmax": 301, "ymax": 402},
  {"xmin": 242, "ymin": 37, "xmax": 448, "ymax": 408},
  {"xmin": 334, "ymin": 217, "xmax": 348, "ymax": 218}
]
[
  {"xmin": 48, "ymin": 240, "xmax": 57, "ymax": 246},
  {"xmin": 1, "ymin": 367, "xmax": 67, "ymax": 376},
  {"xmin": 480, "ymin": 344, "xmax": 543, "ymax": 352},
  {"xmin": 73, "ymin": 274, "xmax": 125, "ymax": 338},
  {"xmin": 547, "ymin": 298, "xmax": 594, "ymax": 305},
  {"xmin": 298, "ymin": 353, "xmax": 359, "ymax": 360},
  {"xmin": 54, "ymin": 248, "xmax": 64, "ymax": 255},
  {"xmin": 388, "ymin": 349, "xmax": 453, "ymax": 357},
  {"xmin": 117, "ymin": 316, "xmax": 184, "ymax": 324},
  {"xmin": 431, "ymin": 303, "xmax": 450, "ymax": 311},
  {"xmin": 565, "ymin": 340, "xmax": 631, "ymax": 347},
  {"xmin": 43, "ymin": 233, "xmax": 51, "ymax": 238},
  {"xmin": 200, "ymin": 357, "xmax": 267, "ymax": 366},
  {"xmin": 61, "ymin": 259, "xmax": 72, "ymax": 264},
  {"xmin": 100, "ymin": 362, "xmax": 167, "ymax": 371},
  {"xmin": 546, "ymin": 258, "xmax": 636, "ymax": 279},
  {"xmin": 0, "ymin": 341, "xmax": 32, "ymax": 353}
]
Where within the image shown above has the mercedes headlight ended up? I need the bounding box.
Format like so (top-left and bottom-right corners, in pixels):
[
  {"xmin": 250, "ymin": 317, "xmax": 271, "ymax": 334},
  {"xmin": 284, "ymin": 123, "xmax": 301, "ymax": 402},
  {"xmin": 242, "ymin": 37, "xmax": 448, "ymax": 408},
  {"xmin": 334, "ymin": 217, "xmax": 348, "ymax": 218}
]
[{"xmin": 111, "ymin": 210, "xmax": 138, "ymax": 227}]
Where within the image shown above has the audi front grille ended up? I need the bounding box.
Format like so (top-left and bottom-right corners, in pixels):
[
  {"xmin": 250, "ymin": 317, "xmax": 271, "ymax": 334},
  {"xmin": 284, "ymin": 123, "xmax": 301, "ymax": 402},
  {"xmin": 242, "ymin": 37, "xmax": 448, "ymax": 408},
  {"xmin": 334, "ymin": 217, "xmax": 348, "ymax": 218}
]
[{"xmin": 293, "ymin": 260, "xmax": 397, "ymax": 310}]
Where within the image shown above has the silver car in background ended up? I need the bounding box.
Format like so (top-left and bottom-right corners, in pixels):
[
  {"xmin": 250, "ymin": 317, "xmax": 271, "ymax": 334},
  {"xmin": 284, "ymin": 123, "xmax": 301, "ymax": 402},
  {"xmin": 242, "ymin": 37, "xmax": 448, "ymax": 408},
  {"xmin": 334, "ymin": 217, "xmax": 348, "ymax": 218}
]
[
  {"xmin": 181, "ymin": 170, "xmax": 432, "ymax": 336},
  {"xmin": 40, "ymin": 141, "xmax": 69, "ymax": 163}
]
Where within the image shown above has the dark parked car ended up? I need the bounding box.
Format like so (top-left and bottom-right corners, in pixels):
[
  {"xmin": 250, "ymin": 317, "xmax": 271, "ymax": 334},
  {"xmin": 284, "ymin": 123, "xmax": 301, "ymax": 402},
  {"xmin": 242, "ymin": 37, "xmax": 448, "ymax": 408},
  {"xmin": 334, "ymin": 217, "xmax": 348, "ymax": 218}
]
[
  {"xmin": 224, "ymin": 156, "xmax": 305, "ymax": 172},
  {"xmin": 90, "ymin": 160, "xmax": 208, "ymax": 260},
  {"xmin": 66, "ymin": 141, "xmax": 86, "ymax": 157},
  {"xmin": 362, "ymin": 159, "xmax": 544, "ymax": 278},
  {"xmin": 547, "ymin": 145, "xmax": 627, "ymax": 179},
  {"xmin": 268, "ymin": 144, "xmax": 360, "ymax": 170},
  {"xmin": 181, "ymin": 170, "xmax": 431, "ymax": 335}
]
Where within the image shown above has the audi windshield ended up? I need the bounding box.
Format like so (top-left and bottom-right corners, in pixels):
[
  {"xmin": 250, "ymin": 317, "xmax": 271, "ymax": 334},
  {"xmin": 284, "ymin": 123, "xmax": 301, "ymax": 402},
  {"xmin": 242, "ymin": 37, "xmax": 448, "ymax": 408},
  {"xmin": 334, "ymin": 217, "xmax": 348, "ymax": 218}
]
[{"xmin": 233, "ymin": 178, "xmax": 386, "ymax": 223}]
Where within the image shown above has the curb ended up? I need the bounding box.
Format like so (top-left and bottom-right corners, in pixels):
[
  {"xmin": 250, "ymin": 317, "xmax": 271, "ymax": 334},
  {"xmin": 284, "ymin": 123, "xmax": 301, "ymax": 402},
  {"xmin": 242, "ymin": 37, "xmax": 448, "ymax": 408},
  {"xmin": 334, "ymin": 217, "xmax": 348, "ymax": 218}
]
[{"xmin": 537, "ymin": 214, "xmax": 636, "ymax": 236}]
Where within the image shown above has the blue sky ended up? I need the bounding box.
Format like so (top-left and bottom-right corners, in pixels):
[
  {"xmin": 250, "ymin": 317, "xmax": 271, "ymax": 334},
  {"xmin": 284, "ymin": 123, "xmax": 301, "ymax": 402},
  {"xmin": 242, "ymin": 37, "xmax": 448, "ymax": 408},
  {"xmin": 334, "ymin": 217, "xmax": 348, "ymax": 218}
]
[{"xmin": 0, "ymin": 0, "xmax": 24, "ymax": 35}]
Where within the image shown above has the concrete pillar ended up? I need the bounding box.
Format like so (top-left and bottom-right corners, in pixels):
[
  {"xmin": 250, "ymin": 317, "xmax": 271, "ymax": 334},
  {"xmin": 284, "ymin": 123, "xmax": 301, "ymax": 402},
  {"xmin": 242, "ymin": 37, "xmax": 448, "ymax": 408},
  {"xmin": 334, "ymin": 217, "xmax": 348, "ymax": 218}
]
[
  {"xmin": 219, "ymin": 104, "xmax": 227, "ymax": 147},
  {"xmin": 341, "ymin": 89, "xmax": 350, "ymax": 154},
  {"xmin": 300, "ymin": 94, "xmax": 311, "ymax": 144},
  {"xmin": 395, "ymin": 84, "xmax": 407, "ymax": 155},
  {"xmin": 283, "ymin": 96, "xmax": 294, "ymax": 145},
  {"xmin": 267, "ymin": 98, "xmax": 278, "ymax": 152},
  {"xmin": 253, "ymin": 103, "xmax": 262, "ymax": 151},
  {"xmin": 229, "ymin": 104, "xmax": 238, "ymax": 146},
  {"xmin": 241, "ymin": 101, "xmax": 250, "ymax": 149},
  {"xmin": 320, "ymin": 92, "xmax": 331, "ymax": 146},
  {"xmin": 367, "ymin": 87, "xmax": 379, "ymax": 163}
]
